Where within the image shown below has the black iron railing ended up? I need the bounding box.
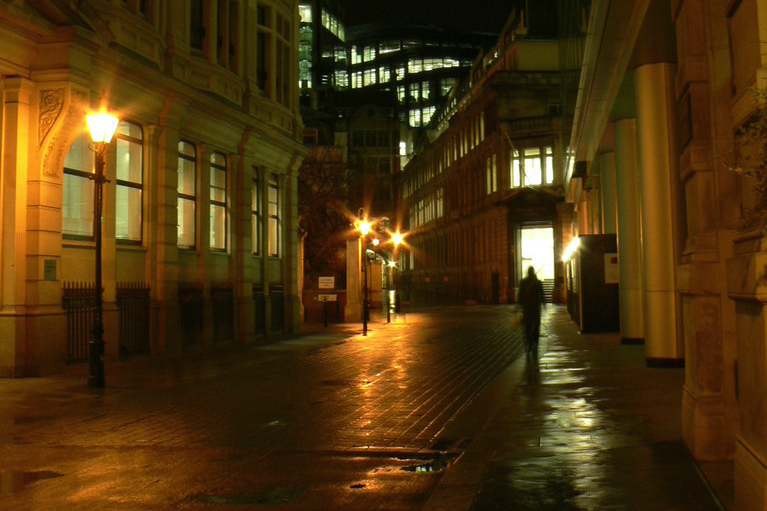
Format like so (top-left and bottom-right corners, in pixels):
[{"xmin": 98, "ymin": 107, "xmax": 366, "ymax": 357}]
[
  {"xmin": 62, "ymin": 282, "xmax": 97, "ymax": 363},
  {"xmin": 117, "ymin": 282, "xmax": 150, "ymax": 358}
]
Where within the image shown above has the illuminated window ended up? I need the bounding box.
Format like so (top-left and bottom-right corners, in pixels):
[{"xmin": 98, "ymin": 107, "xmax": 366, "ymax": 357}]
[
  {"xmin": 63, "ymin": 133, "xmax": 94, "ymax": 238},
  {"xmin": 409, "ymin": 109, "xmax": 422, "ymax": 127},
  {"xmin": 396, "ymin": 65, "xmax": 405, "ymax": 81},
  {"xmin": 209, "ymin": 152, "xmax": 227, "ymax": 251},
  {"xmin": 545, "ymin": 147, "xmax": 554, "ymax": 183},
  {"xmin": 409, "ymin": 82, "xmax": 420, "ymax": 101},
  {"xmin": 441, "ymin": 77, "xmax": 456, "ymax": 96},
  {"xmin": 177, "ymin": 141, "xmax": 196, "ymax": 248},
  {"xmin": 335, "ymin": 69, "xmax": 348, "ymax": 89},
  {"xmin": 408, "ymin": 58, "xmax": 423, "ymax": 74},
  {"xmin": 351, "ymin": 46, "xmax": 362, "ymax": 64},
  {"xmin": 364, "ymin": 45, "xmax": 376, "ymax": 61},
  {"xmin": 379, "ymin": 66, "xmax": 391, "ymax": 83},
  {"xmin": 510, "ymin": 146, "xmax": 554, "ymax": 187},
  {"xmin": 397, "ymin": 85, "xmax": 406, "ymax": 104},
  {"xmin": 351, "ymin": 71, "xmax": 362, "ymax": 88},
  {"xmin": 422, "ymin": 106, "xmax": 435, "ymax": 125},
  {"xmin": 298, "ymin": 4, "xmax": 312, "ymax": 22},
  {"xmin": 363, "ymin": 68, "xmax": 376, "ymax": 86},
  {"xmin": 115, "ymin": 121, "xmax": 143, "ymax": 242},
  {"xmin": 421, "ymin": 81, "xmax": 430, "ymax": 100}
]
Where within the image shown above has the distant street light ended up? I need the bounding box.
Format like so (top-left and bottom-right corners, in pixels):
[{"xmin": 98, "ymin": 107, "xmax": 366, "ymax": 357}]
[{"xmin": 86, "ymin": 109, "xmax": 119, "ymax": 388}]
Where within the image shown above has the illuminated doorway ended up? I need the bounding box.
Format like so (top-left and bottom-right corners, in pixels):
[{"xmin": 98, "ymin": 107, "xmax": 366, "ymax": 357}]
[{"xmin": 520, "ymin": 226, "xmax": 554, "ymax": 280}]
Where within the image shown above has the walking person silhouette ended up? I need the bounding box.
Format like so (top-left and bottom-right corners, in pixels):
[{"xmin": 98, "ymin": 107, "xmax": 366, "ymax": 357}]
[{"xmin": 518, "ymin": 266, "xmax": 545, "ymax": 358}]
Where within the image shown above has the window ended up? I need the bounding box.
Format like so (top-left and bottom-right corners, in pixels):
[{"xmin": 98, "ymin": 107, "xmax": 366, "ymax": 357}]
[
  {"xmin": 728, "ymin": 0, "xmax": 760, "ymax": 98},
  {"xmin": 63, "ymin": 133, "xmax": 94, "ymax": 238},
  {"xmin": 275, "ymin": 12, "xmax": 291, "ymax": 106},
  {"xmin": 177, "ymin": 141, "xmax": 196, "ymax": 247},
  {"xmin": 115, "ymin": 121, "xmax": 143, "ymax": 242},
  {"xmin": 510, "ymin": 145, "xmax": 554, "ymax": 187},
  {"xmin": 267, "ymin": 174, "xmax": 280, "ymax": 257},
  {"xmin": 379, "ymin": 66, "xmax": 391, "ymax": 83},
  {"xmin": 363, "ymin": 68, "xmax": 376, "ymax": 86},
  {"xmin": 486, "ymin": 154, "xmax": 497, "ymax": 194},
  {"xmin": 257, "ymin": 6, "xmax": 271, "ymax": 93},
  {"xmin": 298, "ymin": 4, "xmax": 312, "ymax": 22},
  {"xmin": 190, "ymin": 0, "xmax": 205, "ymax": 51},
  {"xmin": 209, "ymin": 152, "xmax": 227, "ymax": 251},
  {"xmin": 252, "ymin": 169, "xmax": 261, "ymax": 255}
]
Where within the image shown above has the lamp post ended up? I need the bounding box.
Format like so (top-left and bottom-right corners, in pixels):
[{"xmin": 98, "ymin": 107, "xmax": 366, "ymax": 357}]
[
  {"xmin": 391, "ymin": 231, "xmax": 403, "ymax": 313},
  {"xmin": 86, "ymin": 110, "xmax": 119, "ymax": 388},
  {"xmin": 356, "ymin": 210, "xmax": 371, "ymax": 336}
]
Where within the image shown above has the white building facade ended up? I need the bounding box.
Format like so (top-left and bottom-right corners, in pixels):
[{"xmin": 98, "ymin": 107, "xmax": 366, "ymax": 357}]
[{"xmin": 0, "ymin": 0, "xmax": 307, "ymax": 377}]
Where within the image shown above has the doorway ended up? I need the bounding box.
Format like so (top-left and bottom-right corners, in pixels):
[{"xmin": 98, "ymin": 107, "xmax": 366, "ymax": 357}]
[{"xmin": 520, "ymin": 226, "xmax": 554, "ymax": 281}]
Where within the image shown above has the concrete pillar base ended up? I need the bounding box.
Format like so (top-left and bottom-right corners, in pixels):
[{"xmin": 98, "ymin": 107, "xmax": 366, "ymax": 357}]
[
  {"xmin": 682, "ymin": 385, "xmax": 728, "ymax": 461},
  {"xmin": 735, "ymin": 437, "xmax": 767, "ymax": 511}
]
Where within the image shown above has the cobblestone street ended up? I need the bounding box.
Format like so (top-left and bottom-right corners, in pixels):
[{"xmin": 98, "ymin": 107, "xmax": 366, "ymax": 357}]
[
  {"xmin": 1, "ymin": 305, "xmax": 728, "ymax": 510},
  {"xmin": 1, "ymin": 305, "xmax": 527, "ymax": 510}
]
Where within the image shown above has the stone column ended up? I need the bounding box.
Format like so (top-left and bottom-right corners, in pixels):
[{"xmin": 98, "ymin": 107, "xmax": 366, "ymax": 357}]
[
  {"xmin": 0, "ymin": 77, "xmax": 32, "ymax": 377},
  {"xmin": 634, "ymin": 62, "xmax": 684, "ymax": 364},
  {"xmin": 599, "ymin": 152, "xmax": 617, "ymax": 235},
  {"xmin": 613, "ymin": 118, "xmax": 644, "ymax": 343},
  {"xmin": 346, "ymin": 238, "xmax": 362, "ymax": 322},
  {"xmin": 145, "ymin": 98, "xmax": 184, "ymax": 356}
]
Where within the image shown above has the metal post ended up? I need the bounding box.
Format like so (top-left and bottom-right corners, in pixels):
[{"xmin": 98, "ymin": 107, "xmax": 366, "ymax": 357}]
[
  {"xmin": 362, "ymin": 242, "xmax": 368, "ymax": 336},
  {"xmin": 88, "ymin": 144, "xmax": 107, "ymax": 388}
]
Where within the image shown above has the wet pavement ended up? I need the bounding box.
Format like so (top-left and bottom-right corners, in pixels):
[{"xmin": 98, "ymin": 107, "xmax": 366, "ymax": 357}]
[{"xmin": 0, "ymin": 305, "xmax": 731, "ymax": 510}]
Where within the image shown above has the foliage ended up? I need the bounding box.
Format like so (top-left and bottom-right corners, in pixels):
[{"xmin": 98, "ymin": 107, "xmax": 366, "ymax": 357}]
[
  {"xmin": 298, "ymin": 148, "xmax": 351, "ymax": 288},
  {"xmin": 732, "ymin": 88, "xmax": 767, "ymax": 229}
]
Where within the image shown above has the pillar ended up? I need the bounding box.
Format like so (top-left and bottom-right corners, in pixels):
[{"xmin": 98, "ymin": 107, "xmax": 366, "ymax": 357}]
[
  {"xmin": 0, "ymin": 77, "xmax": 32, "ymax": 377},
  {"xmin": 634, "ymin": 62, "xmax": 684, "ymax": 364},
  {"xmin": 599, "ymin": 152, "xmax": 617, "ymax": 235},
  {"xmin": 614, "ymin": 118, "xmax": 644, "ymax": 343},
  {"xmin": 346, "ymin": 238, "xmax": 362, "ymax": 322}
]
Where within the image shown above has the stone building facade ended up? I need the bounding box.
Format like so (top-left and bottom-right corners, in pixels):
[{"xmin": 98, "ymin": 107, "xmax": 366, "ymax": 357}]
[
  {"xmin": 568, "ymin": 0, "xmax": 767, "ymax": 508},
  {"xmin": 400, "ymin": 6, "xmax": 585, "ymax": 305},
  {"xmin": 0, "ymin": 0, "xmax": 307, "ymax": 377}
]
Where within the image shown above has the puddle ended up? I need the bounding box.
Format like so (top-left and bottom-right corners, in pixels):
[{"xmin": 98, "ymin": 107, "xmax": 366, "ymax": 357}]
[
  {"xmin": 402, "ymin": 458, "xmax": 449, "ymax": 472},
  {"xmin": 190, "ymin": 485, "xmax": 306, "ymax": 505},
  {"xmin": 0, "ymin": 470, "xmax": 64, "ymax": 494}
]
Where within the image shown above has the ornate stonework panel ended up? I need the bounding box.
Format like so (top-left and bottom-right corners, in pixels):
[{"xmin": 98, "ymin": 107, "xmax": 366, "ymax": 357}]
[
  {"xmin": 41, "ymin": 89, "xmax": 88, "ymax": 178},
  {"xmin": 39, "ymin": 88, "xmax": 64, "ymax": 144}
]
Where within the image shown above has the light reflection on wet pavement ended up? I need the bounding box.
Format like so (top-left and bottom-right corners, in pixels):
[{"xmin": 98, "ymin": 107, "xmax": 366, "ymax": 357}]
[
  {"xmin": 467, "ymin": 310, "xmax": 727, "ymax": 511},
  {"xmin": 0, "ymin": 305, "xmax": 728, "ymax": 510}
]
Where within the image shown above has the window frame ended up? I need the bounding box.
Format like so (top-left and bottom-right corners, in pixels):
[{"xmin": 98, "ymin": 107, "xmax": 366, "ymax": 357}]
[
  {"xmin": 267, "ymin": 173, "xmax": 281, "ymax": 257},
  {"xmin": 209, "ymin": 151, "xmax": 228, "ymax": 252},
  {"xmin": 62, "ymin": 133, "xmax": 96, "ymax": 241},
  {"xmin": 177, "ymin": 140, "xmax": 197, "ymax": 248},
  {"xmin": 252, "ymin": 168, "xmax": 261, "ymax": 255},
  {"xmin": 115, "ymin": 120, "xmax": 144, "ymax": 244}
]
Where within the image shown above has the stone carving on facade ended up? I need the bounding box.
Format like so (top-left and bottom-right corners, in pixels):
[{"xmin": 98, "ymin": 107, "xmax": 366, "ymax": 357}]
[
  {"xmin": 39, "ymin": 88, "xmax": 64, "ymax": 144},
  {"xmin": 41, "ymin": 89, "xmax": 88, "ymax": 178}
]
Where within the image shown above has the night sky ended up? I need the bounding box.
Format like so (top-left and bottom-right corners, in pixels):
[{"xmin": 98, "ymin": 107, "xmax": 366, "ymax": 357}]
[{"xmin": 345, "ymin": 0, "xmax": 526, "ymax": 34}]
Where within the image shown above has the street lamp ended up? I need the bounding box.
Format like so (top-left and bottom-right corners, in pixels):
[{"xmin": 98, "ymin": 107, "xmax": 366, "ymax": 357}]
[
  {"xmin": 356, "ymin": 210, "xmax": 371, "ymax": 336},
  {"xmin": 86, "ymin": 110, "xmax": 119, "ymax": 388}
]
